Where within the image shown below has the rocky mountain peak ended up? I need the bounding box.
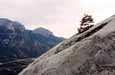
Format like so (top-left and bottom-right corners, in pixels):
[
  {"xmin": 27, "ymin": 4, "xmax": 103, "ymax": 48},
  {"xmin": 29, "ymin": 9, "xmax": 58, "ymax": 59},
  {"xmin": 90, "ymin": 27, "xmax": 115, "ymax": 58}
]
[
  {"xmin": 34, "ymin": 27, "xmax": 53, "ymax": 37},
  {"xmin": 0, "ymin": 18, "xmax": 25, "ymax": 33},
  {"xmin": 0, "ymin": 18, "xmax": 11, "ymax": 25}
]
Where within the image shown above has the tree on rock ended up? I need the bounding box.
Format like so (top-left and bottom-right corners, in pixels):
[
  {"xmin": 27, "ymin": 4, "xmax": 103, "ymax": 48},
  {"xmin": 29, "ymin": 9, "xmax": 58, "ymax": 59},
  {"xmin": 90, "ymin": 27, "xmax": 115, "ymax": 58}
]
[{"xmin": 78, "ymin": 14, "xmax": 94, "ymax": 33}]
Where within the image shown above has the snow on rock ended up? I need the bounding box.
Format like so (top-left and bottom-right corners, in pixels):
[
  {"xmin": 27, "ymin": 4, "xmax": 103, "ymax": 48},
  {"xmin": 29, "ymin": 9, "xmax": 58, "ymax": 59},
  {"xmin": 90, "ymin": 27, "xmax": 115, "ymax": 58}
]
[{"xmin": 19, "ymin": 15, "xmax": 115, "ymax": 75}]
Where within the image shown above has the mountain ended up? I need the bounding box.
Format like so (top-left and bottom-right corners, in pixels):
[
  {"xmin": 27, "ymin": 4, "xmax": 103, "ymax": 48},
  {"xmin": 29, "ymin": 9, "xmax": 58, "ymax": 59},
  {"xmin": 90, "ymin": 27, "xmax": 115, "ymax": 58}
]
[
  {"xmin": 19, "ymin": 15, "xmax": 115, "ymax": 75},
  {"xmin": 34, "ymin": 27, "xmax": 53, "ymax": 37},
  {"xmin": 33, "ymin": 27, "xmax": 64, "ymax": 47},
  {"xmin": 0, "ymin": 18, "xmax": 64, "ymax": 62},
  {"xmin": 0, "ymin": 18, "xmax": 64, "ymax": 75}
]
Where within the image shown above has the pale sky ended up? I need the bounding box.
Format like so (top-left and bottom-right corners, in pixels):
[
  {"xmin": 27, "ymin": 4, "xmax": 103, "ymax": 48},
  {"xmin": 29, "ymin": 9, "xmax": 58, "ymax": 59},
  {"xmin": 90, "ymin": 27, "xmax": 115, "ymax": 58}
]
[{"xmin": 0, "ymin": 0, "xmax": 115, "ymax": 38}]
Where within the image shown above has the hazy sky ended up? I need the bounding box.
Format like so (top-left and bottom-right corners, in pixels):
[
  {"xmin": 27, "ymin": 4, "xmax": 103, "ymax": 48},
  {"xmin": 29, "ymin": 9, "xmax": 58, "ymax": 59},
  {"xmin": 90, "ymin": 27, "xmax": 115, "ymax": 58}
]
[{"xmin": 0, "ymin": 0, "xmax": 115, "ymax": 38}]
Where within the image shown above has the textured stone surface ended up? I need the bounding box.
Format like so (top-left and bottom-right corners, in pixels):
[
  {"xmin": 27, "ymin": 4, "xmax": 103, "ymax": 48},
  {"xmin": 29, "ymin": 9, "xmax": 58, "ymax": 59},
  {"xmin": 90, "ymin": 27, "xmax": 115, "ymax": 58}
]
[{"xmin": 19, "ymin": 15, "xmax": 115, "ymax": 75}]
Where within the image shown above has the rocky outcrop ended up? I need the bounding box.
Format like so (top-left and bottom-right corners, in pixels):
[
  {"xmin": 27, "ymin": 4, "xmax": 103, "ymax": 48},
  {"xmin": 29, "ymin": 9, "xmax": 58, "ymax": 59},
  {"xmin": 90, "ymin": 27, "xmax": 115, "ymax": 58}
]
[{"xmin": 19, "ymin": 15, "xmax": 115, "ymax": 75}]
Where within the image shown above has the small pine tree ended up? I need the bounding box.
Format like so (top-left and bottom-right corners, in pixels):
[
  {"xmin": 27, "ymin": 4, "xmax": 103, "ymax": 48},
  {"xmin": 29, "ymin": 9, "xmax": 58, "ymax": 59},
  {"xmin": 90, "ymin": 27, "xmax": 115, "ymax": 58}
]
[{"xmin": 78, "ymin": 14, "xmax": 94, "ymax": 33}]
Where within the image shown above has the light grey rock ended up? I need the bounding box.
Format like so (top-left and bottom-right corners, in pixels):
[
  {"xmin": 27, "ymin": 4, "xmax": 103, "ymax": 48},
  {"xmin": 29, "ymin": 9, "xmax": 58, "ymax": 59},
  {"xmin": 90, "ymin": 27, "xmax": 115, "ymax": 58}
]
[{"xmin": 19, "ymin": 15, "xmax": 115, "ymax": 75}]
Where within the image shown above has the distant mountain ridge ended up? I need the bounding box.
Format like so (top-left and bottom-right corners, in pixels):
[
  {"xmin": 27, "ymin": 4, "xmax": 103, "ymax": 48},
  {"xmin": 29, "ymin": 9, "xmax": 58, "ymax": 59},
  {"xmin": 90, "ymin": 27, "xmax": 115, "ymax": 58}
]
[
  {"xmin": 34, "ymin": 27, "xmax": 53, "ymax": 37},
  {"xmin": 0, "ymin": 18, "xmax": 64, "ymax": 75},
  {"xmin": 0, "ymin": 18, "xmax": 64, "ymax": 63}
]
